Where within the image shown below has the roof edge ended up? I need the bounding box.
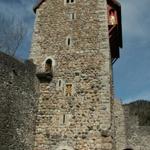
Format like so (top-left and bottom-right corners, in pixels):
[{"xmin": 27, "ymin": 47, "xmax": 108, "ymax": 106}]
[{"xmin": 33, "ymin": 0, "xmax": 46, "ymax": 13}]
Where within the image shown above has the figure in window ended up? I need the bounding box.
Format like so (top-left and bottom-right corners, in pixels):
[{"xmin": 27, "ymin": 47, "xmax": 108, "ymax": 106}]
[
  {"xmin": 109, "ymin": 9, "xmax": 117, "ymax": 25},
  {"xmin": 65, "ymin": 84, "xmax": 72, "ymax": 96}
]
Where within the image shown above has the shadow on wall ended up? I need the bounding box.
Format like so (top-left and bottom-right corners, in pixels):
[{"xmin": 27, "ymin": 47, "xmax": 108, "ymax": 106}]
[{"xmin": 0, "ymin": 52, "xmax": 38, "ymax": 150}]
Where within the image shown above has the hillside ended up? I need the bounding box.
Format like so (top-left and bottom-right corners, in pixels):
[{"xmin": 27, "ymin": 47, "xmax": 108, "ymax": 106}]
[{"xmin": 124, "ymin": 100, "xmax": 150, "ymax": 126}]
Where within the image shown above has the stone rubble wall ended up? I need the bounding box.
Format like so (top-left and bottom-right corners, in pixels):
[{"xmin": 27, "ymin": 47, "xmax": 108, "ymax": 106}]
[
  {"xmin": 123, "ymin": 101, "xmax": 150, "ymax": 150},
  {"xmin": 30, "ymin": 0, "xmax": 113, "ymax": 149},
  {"xmin": 113, "ymin": 100, "xmax": 150, "ymax": 150},
  {"xmin": 113, "ymin": 99, "xmax": 127, "ymax": 150},
  {"xmin": 0, "ymin": 52, "xmax": 39, "ymax": 150}
]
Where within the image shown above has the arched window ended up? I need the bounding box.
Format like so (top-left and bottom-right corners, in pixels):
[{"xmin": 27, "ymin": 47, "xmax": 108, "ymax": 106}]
[{"xmin": 45, "ymin": 59, "xmax": 52, "ymax": 73}]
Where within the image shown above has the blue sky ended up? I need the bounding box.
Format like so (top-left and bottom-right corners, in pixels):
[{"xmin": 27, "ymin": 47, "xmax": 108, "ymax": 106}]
[
  {"xmin": 114, "ymin": 0, "xmax": 150, "ymax": 103},
  {"xmin": 0, "ymin": 0, "xmax": 37, "ymax": 58},
  {"xmin": 0, "ymin": 0, "xmax": 150, "ymax": 103}
]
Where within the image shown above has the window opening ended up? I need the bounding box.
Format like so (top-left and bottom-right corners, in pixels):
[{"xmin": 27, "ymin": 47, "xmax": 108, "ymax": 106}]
[
  {"xmin": 12, "ymin": 69, "xmax": 18, "ymax": 76},
  {"xmin": 45, "ymin": 59, "xmax": 52, "ymax": 73},
  {"xmin": 66, "ymin": 0, "xmax": 75, "ymax": 4},
  {"xmin": 75, "ymin": 71, "xmax": 80, "ymax": 76},
  {"xmin": 63, "ymin": 115, "xmax": 66, "ymax": 124},
  {"xmin": 56, "ymin": 79, "xmax": 64, "ymax": 91},
  {"xmin": 68, "ymin": 12, "xmax": 76, "ymax": 21},
  {"xmin": 71, "ymin": 13, "xmax": 75, "ymax": 20},
  {"xmin": 59, "ymin": 80, "xmax": 62, "ymax": 87},
  {"xmin": 109, "ymin": 9, "xmax": 117, "ymax": 25},
  {"xmin": 68, "ymin": 38, "xmax": 71, "ymax": 46},
  {"xmin": 66, "ymin": 36, "xmax": 73, "ymax": 47},
  {"xmin": 65, "ymin": 84, "xmax": 73, "ymax": 96}
]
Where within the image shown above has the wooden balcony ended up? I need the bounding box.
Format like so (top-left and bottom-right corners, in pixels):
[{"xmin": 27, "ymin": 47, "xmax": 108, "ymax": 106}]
[{"xmin": 36, "ymin": 71, "xmax": 53, "ymax": 83}]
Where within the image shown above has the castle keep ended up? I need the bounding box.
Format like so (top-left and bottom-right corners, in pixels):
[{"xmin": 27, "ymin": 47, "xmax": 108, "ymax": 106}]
[
  {"xmin": 30, "ymin": 0, "xmax": 122, "ymax": 149},
  {"xmin": 0, "ymin": 0, "xmax": 150, "ymax": 150}
]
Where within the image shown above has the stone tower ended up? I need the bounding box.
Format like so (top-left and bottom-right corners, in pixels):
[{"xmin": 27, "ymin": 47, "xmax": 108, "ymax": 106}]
[{"xmin": 30, "ymin": 0, "xmax": 122, "ymax": 150}]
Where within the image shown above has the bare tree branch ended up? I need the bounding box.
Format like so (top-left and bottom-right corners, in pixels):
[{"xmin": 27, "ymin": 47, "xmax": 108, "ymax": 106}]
[{"xmin": 0, "ymin": 14, "xmax": 26, "ymax": 56}]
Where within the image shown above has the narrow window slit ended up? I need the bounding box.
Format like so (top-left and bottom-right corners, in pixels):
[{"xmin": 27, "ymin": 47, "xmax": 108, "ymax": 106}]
[
  {"xmin": 59, "ymin": 80, "xmax": 61, "ymax": 87},
  {"xmin": 71, "ymin": 13, "xmax": 75, "ymax": 20},
  {"xmin": 63, "ymin": 114, "xmax": 66, "ymax": 124},
  {"xmin": 68, "ymin": 38, "xmax": 71, "ymax": 46}
]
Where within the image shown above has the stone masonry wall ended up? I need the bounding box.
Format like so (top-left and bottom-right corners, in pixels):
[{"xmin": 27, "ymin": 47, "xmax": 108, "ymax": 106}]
[
  {"xmin": 0, "ymin": 52, "xmax": 39, "ymax": 150},
  {"xmin": 113, "ymin": 100, "xmax": 150, "ymax": 150},
  {"xmin": 30, "ymin": 0, "xmax": 113, "ymax": 150},
  {"xmin": 123, "ymin": 101, "xmax": 150, "ymax": 150},
  {"xmin": 113, "ymin": 100, "xmax": 126, "ymax": 150}
]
